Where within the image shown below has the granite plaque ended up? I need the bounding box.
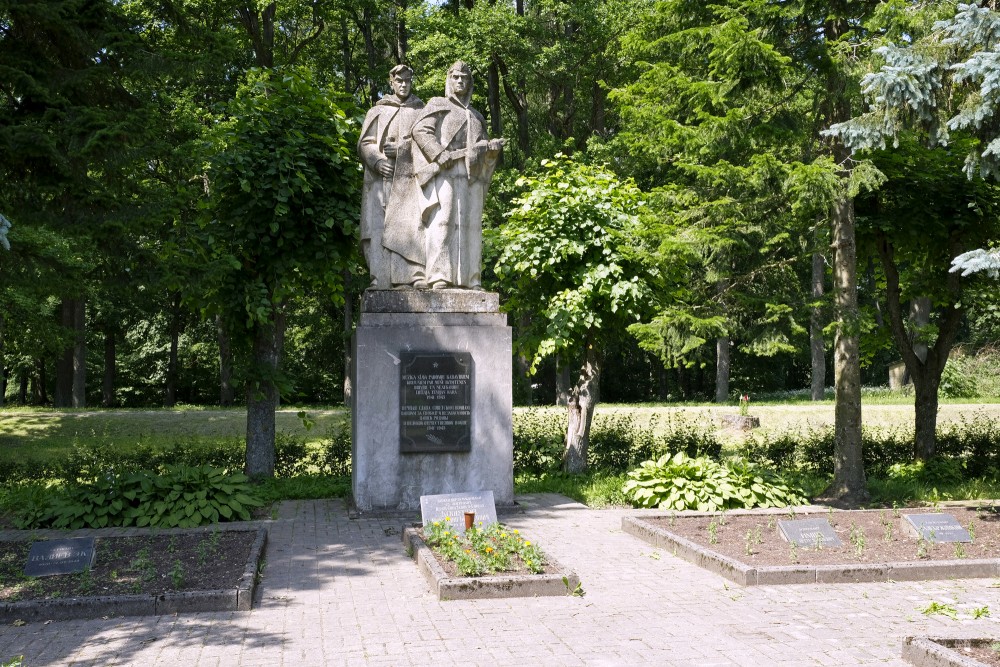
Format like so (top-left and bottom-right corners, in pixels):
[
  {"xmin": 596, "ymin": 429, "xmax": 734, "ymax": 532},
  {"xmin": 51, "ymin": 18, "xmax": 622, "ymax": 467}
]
[
  {"xmin": 24, "ymin": 537, "xmax": 96, "ymax": 577},
  {"xmin": 420, "ymin": 490, "xmax": 498, "ymax": 533},
  {"xmin": 777, "ymin": 518, "xmax": 843, "ymax": 548},
  {"xmin": 902, "ymin": 513, "xmax": 971, "ymax": 543},
  {"xmin": 400, "ymin": 352, "xmax": 472, "ymax": 453}
]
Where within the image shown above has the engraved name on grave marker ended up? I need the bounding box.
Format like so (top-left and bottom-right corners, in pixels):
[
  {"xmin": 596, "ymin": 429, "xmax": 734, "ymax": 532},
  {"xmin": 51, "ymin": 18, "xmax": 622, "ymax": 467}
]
[
  {"xmin": 777, "ymin": 518, "xmax": 843, "ymax": 548},
  {"xmin": 24, "ymin": 537, "xmax": 97, "ymax": 577},
  {"xmin": 902, "ymin": 513, "xmax": 972, "ymax": 543},
  {"xmin": 420, "ymin": 490, "xmax": 498, "ymax": 534},
  {"xmin": 400, "ymin": 352, "xmax": 473, "ymax": 453}
]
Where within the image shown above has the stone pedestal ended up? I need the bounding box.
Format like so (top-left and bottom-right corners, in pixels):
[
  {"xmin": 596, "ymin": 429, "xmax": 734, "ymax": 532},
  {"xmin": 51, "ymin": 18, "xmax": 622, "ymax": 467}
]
[{"xmin": 351, "ymin": 290, "xmax": 513, "ymax": 511}]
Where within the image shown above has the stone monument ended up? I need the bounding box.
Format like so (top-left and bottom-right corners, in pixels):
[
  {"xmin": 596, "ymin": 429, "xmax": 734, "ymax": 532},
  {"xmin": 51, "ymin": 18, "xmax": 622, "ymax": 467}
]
[{"xmin": 352, "ymin": 62, "xmax": 513, "ymax": 511}]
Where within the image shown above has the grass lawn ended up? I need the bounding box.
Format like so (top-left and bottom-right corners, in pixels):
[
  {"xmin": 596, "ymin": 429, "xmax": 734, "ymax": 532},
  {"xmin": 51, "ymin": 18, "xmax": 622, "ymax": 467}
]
[{"xmin": 0, "ymin": 407, "xmax": 348, "ymax": 471}]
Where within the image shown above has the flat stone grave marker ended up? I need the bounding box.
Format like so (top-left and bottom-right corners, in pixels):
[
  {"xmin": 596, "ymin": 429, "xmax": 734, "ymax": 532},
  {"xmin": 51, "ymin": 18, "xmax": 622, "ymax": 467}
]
[
  {"xmin": 777, "ymin": 518, "xmax": 843, "ymax": 548},
  {"xmin": 902, "ymin": 513, "xmax": 971, "ymax": 543},
  {"xmin": 420, "ymin": 490, "xmax": 497, "ymax": 534},
  {"xmin": 24, "ymin": 537, "xmax": 96, "ymax": 577}
]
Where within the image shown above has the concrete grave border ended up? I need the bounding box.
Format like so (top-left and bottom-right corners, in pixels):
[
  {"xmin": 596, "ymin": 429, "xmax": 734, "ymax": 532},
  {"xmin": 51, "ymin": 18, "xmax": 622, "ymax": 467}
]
[
  {"xmin": 0, "ymin": 524, "xmax": 268, "ymax": 622},
  {"xmin": 402, "ymin": 526, "xmax": 580, "ymax": 600},
  {"xmin": 622, "ymin": 510, "xmax": 1000, "ymax": 586},
  {"xmin": 903, "ymin": 636, "xmax": 1000, "ymax": 667}
]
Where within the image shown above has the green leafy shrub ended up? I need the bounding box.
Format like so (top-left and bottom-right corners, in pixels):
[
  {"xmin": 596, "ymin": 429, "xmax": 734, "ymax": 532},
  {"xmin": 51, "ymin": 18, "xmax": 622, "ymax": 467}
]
[
  {"xmin": 513, "ymin": 408, "xmax": 723, "ymax": 476},
  {"xmin": 16, "ymin": 465, "xmax": 263, "ymax": 529},
  {"xmin": 940, "ymin": 357, "xmax": 979, "ymax": 398},
  {"xmin": 622, "ymin": 452, "xmax": 807, "ymax": 511},
  {"xmin": 887, "ymin": 457, "xmax": 965, "ymax": 486},
  {"xmin": 937, "ymin": 412, "xmax": 1000, "ymax": 477},
  {"xmin": 590, "ymin": 412, "xmax": 722, "ymax": 471},
  {"xmin": 513, "ymin": 409, "xmax": 565, "ymax": 475},
  {"xmin": 307, "ymin": 419, "xmax": 352, "ymax": 476}
]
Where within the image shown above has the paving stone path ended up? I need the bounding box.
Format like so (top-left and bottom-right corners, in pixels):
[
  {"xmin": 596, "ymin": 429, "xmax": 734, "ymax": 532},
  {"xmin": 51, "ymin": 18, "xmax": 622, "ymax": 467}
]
[{"xmin": 1, "ymin": 493, "xmax": 998, "ymax": 666}]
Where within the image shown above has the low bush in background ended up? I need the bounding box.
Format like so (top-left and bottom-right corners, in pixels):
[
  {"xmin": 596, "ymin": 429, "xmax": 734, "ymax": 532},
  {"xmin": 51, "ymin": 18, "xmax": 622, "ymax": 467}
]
[
  {"xmin": 513, "ymin": 408, "xmax": 722, "ymax": 476},
  {"xmin": 14, "ymin": 465, "xmax": 263, "ymax": 529}
]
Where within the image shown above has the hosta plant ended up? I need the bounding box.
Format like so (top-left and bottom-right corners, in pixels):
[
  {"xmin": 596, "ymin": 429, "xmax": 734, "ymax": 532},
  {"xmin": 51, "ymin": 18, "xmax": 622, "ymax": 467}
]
[
  {"xmin": 17, "ymin": 465, "xmax": 263, "ymax": 530},
  {"xmin": 622, "ymin": 452, "xmax": 807, "ymax": 511}
]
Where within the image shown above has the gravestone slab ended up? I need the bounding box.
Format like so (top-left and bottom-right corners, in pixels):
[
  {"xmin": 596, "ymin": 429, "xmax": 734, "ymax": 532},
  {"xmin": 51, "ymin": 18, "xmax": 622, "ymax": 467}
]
[
  {"xmin": 24, "ymin": 537, "xmax": 96, "ymax": 577},
  {"xmin": 420, "ymin": 490, "xmax": 497, "ymax": 533},
  {"xmin": 777, "ymin": 518, "xmax": 843, "ymax": 548},
  {"xmin": 902, "ymin": 513, "xmax": 972, "ymax": 543},
  {"xmin": 400, "ymin": 352, "xmax": 472, "ymax": 453}
]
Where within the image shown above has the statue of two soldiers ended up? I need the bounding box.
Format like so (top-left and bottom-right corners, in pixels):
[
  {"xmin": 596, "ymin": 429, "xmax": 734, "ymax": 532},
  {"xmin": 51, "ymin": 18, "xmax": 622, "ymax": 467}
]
[{"xmin": 357, "ymin": 62, "xmax": 504, "ymax": 291}]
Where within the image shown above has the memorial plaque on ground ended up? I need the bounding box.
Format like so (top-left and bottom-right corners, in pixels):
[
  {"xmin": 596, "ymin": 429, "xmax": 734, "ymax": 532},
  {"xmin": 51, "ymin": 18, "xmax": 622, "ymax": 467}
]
[
  {"xmin": 420, "ymin": 491, "xmax": 497, "ymax": 533},
  {"xmin": 400, "ymin": 352, "xmax": 473, "ymax": 453},
  {"xmin": 24, "ymin": 537, "xmax": 96, "ymax": 577},
  {"xmin": 777, "ymin": 518, "xmax": 843, "ymax": 548},
  {"xmin": 902, "ymin": 513, "xmax": 972, "ymax": 543}
]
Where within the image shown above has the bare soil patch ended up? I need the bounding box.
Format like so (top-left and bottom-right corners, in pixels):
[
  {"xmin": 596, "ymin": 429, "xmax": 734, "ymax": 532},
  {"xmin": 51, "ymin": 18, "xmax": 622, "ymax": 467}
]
[
  {"xmin": 649, "ymin": 506, "xmax": 1000, "ymax": 566},
  {"xmin": 0, "ymin": 531, "xmax": 257, "ymax": 602},
  {"xmin": 962, "ymin": 643, "xmax": 1000, "ymax": 667}
]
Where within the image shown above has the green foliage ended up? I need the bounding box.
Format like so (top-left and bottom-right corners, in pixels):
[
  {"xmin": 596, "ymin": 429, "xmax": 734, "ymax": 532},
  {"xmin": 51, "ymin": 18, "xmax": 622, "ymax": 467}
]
[
  {"xmin": 41, "ymin": 436, "xmax": 311, "ymax": 485},
  {"xmin": 940, "ymin": 349, "xmax": 1000, "ymax": 399},
  {"xmin": 743, "ymin": 411, "xmax": 1000, "ymax": 482},
  {"xmin": 512, "ymin": 408, "xmax": 722, "ymax": 476},
  {"xmin": 512, "ymin": 410, "xmax": 565, "ymax": 476},
  {"xmin": 16, "ymin": 466, "xmax": 263, "ymax": 530},
  {"xmin": 886, "ymin": 458, "xmax": 964, "ymax": 487},
  {"xmin": 622, "ymin": 452, "xmax": 806, "ymax": 511},
  {"xmin": 202, "ymin": 66, "xmax": 360, "ymax": 332},
  {"xmin": 307, "ymin": 419, "xmax": 352, "ymax": 477},
  {"xmin": 495, "ymin": 154, "xmax": 650, "ymax": 372}
]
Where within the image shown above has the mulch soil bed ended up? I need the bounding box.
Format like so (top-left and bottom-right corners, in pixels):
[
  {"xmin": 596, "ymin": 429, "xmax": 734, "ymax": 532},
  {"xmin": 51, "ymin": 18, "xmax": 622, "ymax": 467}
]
[
  {"xmin": 962, "ymin": 644, "xmax": 1000, "ymax": 667},
  {"xmin": 648, "ymin": 506, "xmax": 1000, "ymax": 566},
  {"xmin": 0, "ymin": 531, "xmax": 257, "ymax": 602}
]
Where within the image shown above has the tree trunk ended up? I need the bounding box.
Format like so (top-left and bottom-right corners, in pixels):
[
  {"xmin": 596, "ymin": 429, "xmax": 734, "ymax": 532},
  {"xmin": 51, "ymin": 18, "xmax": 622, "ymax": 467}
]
[
  {"xmin": 340, "ymin": 15, "xmax": 354, "ymax": 96},
  {"xmin": 245, "ymin": 305, "xmax": 286, "ymax": 478},
  {"xmin": 487, "ymin": 61, "xmax": 502, "ymax": 139},
  {"xmin": 342, "ymin": 274, "xmax": 354, "ymax": 407},
  {"xmin": 216, "ymin": 315, "xmax": 235, "ymax": 406},
  {"xmin": 909, "ymin": 296, "xmax": 930, "ymax": 364},
  {"xmin": 18, "ymin": 371, "xmax": 27, "ymax": 405},
  {"xmin": 821, "ymin": 8, "xmax": 866, "ymax": 503},
  {"xmin": 71, "ymin": 299, "xmax": 86, "ymax": 408},
  {"xmin": 875, "ymin": 232, "xmax": 963, "ymax": 461},
  {"xmin": 564, "ymin": 340, "xmax": 601, "ymax": 474},
  {"xmin": 236, "ymin": 3, "xmax": 276, "ymax": 68},
  {"xmin": 715, "ymin": 336, "xmax": 730, "ymax": 403},
  {"xmin": 555, "ymin": 356, "xmax": 570, "ymax": 406},
  {"xmin": 102, "ymin": 327, "xmax": 116, "ymax": 407},
  {"xmin": 164, "ymin": 293, "xmax": 181, "ymax": 408},
  {"xmin": 0, "ymin": 311, "xmax": 5, "ymax": 407},
  {"xmin": 811, "ymin": 246, "xmax": 827, "ymax": 400},
  {"xmin": 590, "ymin": 78, "xmax": 606, "ymax": 137},
  {"xmin": 825, "ymin": 194, "xmax": 868, "ymax": 503},
  {"xmin": 395, "ymin": 0, "xmax": 408, "ymax": 63},
  {"xmin": 360, "ymin": 5, "xmax": 379, "ymax": 106},
  {"xmin": 912, "ymin": 370, "xmax": 941, "ymax": 460},
  {"xmin": 54, "ymin": 299, "xmax": 74, "ymax": 407},
  {"xmin": 34, "ymin": 358, "xmax": 47, "ymax": 405},
  {"xmin": 496, "ymin": 56, "xmax": 530, "ymax": 155}
]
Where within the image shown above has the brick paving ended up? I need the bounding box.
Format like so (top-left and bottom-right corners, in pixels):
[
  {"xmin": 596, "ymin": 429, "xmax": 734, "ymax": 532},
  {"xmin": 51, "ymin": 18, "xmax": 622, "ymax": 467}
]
[{"xmin": 1, "ymin": 493, "xmax": 999, "ymax": 666}]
